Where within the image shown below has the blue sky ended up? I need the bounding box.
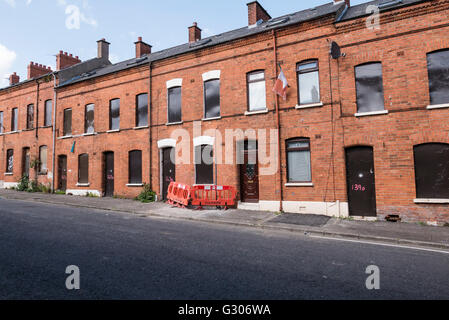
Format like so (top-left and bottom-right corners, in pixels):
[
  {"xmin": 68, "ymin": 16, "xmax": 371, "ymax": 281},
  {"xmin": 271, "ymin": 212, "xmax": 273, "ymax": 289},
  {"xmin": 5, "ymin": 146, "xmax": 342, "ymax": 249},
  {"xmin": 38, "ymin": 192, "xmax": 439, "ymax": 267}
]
[{"xmin": 0, "ymin": 0, "xmax": 366, "ymax": 88}]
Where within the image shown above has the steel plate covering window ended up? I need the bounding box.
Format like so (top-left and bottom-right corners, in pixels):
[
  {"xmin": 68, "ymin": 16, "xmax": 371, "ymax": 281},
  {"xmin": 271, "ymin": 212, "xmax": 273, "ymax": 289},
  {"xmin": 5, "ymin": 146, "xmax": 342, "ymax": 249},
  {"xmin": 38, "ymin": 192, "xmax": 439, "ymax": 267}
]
[
  {"xmin": 85, "ymin": 104, "xmax": 94, "ymax": 134},
  {"xmin": 63, "ymin": 108, "xmax": 72, "ymax": 136},
  {"xmin": 39, "ymin": 146, "xmax": 48, "ymax": 173},
  {"xmin": 136, "ymin": 94, "xmax": 148, "ymax": 127},
  {"xmin": 109, "ymin": 99, "xmax": 120, "ymax": 130},
  {"xmin": 195, "ymin": 145, "xmax": 214, "ymax": 185},
  {"xmin": 129, "ymin": 150, "xmax": 142, "ymax": 184},
  {"xmin": 27, "ymin": 104, "xmax": 34, "ymax": 129},
  {"xmin": 11, "ymin": 108, "xmax": 18, "ymax": 132},
  {"xmin": 297, "ymin": 61, "xmax": 320, "ymax": 105},
  {"xmin": 6, "ymin": 149, "xmax": 13, "ymax": 173},
  {"xmin": 287, "ymin": 138, "xmax": 312, "ymax": 183},
  {"xmin": 44, "ymin": 100, "xmax": 52, "ymax": 127},
  {"xmin": 78, "ymin": 154, "xmax": 89, "ymax": 184},
  {"xmin": 247, "ymin": 71, "xmax": 267, "ymax": 111},
  {"xmin": 0, "ymin": 111, "xmax": 3, "ymax": 134},
  {"xmin": 168, "ymin": 87, "xmax": 182, "ymax": 123},
  {"xmin": 355, "ymin": 63, "xmax": 385, "ymax": 113},
  {"xmin": 204, "ymin": 79, "xmax": 220, "ymax": 119},
  {"xmin": 427, "ymin": 50, "xmax": 449, "ymax": 105}
]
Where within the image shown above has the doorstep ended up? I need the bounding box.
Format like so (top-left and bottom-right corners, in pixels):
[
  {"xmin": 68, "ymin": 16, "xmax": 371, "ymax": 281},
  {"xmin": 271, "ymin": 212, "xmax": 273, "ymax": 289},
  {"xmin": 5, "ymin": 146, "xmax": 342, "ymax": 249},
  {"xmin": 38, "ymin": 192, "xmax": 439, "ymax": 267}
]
[{"xmin": 238, "ymin": 202, "xmax": 260, "ymax": 211}]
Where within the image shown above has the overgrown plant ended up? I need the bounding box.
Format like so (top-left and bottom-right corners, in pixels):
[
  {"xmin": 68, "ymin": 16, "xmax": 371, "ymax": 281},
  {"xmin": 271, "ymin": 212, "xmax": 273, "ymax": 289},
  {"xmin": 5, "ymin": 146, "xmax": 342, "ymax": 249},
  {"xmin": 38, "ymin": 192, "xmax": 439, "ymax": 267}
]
[{"xmin": 136, "ymin": 184, "xmax": 156, "ymax": 203}]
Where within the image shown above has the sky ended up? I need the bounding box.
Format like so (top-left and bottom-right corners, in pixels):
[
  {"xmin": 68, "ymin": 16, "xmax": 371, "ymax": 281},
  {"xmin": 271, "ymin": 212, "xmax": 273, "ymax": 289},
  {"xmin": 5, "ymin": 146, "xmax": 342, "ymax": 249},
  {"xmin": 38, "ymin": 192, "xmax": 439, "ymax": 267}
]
[{"xmin": 0, "ymin": 0, "xmax": 367, "ymax": 88}]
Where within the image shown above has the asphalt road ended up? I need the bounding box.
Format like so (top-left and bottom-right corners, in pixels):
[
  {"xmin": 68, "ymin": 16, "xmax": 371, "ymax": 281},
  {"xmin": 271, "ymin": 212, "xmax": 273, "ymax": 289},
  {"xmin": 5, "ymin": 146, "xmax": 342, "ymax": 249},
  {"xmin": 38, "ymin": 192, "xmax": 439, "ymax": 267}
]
[{"xmin": 0, "ymin": 198, "xmax": 448, "ymax": 300}]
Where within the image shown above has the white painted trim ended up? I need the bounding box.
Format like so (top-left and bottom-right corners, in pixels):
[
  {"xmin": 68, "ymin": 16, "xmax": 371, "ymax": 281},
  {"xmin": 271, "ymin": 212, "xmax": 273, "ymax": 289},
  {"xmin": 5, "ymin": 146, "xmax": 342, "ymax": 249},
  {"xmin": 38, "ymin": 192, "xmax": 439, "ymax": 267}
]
[
  {"xmin": 245, "ymin": 109, "xmax": 269, "ymax": 116},
  {"xmin": 82, "ymin": 132, "xmax": 97, "ymax": 136},
  {"xmin": 107, "ymin": 129, "xmax": 120, "ymax": 133},
  {"xmin": 126, "ymin": 183, "xmax": 144, "ymax": 187},
  {"xmin": 157, "ymin": 138, "xmax": 176, "ymax": 149},
  {"xmin": 285, "ymin": 182, "xmax": 314, "ymax": 187},
  {"xmin": 193, "ymin": 136, "xmax": 215, "ymax": 147},
  {"xmin": 76, "ymin": 183, "xmax": 90, "ymax": 187},
  {"xmin": 202, "ymin": 116, "xmax": 222, "ymax": 121},
  {"xmin": 166, "ymin": 78, "xmax": 183, "ymax": 89},
  {"xmin": 4, "ymin": 173, "xmax": 13, "ymax": 176},
  {"xmin": 414, "ymin": 198, "xmax": 449, "ymax": 204},
  {"xmin": 295, "ymin": 102, "xmax": 324, "ymax": 109},
  {"xmin": 66, "ymin": 189, "xmax": 101, "ymax": 197},
  {"xmin": 202, "ymin": 70, "xmax": 221, "ymax": 82},
  {"xmin": 166, "ymin": 121, "xmax": 183, "ymax": 126},
  {"xmin": 282, "ymin": 201, "xmax": 349, "ymax": 218},
  {"xmin": 58, "ymin": 135, "xmax": 73, "ymax": 140},
  {"xmin": 355, "ymin": 110, "xmax": 389, "ymax": 117},
  {"xmin": 133, "ymin": 126, "xmax": 149, "ymax": 130},
  {"xmin": 427, "ymin": 103, "xmax": 449, "ymax": 110},
  {"xmin": 3, "ymin": 182, "xmax": 18, "ymax": 189},
  {"xmin": 260, "ymin": 201, "xmax": 281, "ymax": 212}
]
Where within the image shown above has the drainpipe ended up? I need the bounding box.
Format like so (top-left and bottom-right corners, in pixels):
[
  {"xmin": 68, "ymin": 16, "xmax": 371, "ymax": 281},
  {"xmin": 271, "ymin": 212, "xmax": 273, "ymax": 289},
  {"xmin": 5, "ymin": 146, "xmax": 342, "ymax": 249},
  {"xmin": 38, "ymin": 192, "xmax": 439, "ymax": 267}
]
[
  {"xmin": 35, "ymin": 79, "xmax": 40, "ymax": 139},
  {"xmin": 148, "ymin": 59, "xmax": 153, "ymax": 191},
  {"xmin": 272, "ymin": 30, "xmax": 283, "ymax": 212},
  {"xmin": 51, "ymin": 73, "xmax": 57, "ymax": 192}
]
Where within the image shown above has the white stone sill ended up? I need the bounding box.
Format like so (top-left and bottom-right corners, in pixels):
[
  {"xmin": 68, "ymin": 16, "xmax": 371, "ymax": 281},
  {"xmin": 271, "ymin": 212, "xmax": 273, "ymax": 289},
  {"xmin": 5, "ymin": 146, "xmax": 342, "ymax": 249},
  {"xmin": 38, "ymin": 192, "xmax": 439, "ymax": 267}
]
[
  {"xmin": 355, "ymin": 110, "xmax": 389, "ymax": 117},
  {"xmin": 133, "ymin": 126, "xmax": 149, "ymax": 130},
  {"xmin": 76, "ymin": 183, "xmax": 90, "ymax": 187},
  {"xmin": 285, "ymin": 182, "xmax": 314, "ymax": 187},
  {"xmin": 107, "ymin": 129, "xmax": 120, "ymax": 133},
  {"xmin": 58, "ymin": 135, "xmax": 73, "ymax": 140},
  {"xmin": 4, "ymin": 173, "xmax": 13, "ymax": 176},
  {"xmin": 414, "ymin": 198, "xmax": 449, "ymax": 204},
  {"xmin": 295, "ymin": 102, "xmax": 324, "ymax": 110},
  {"xmin": 245, "ymin": 109, "xmax": 269, "ymax": 116},
  {"xmin": 166, "ymin": 121, "xmax": 183, "ymax": 126},
  {"xmin": 126, "ymin": 184, "xmax": 144, "ymax": 187},
  {"xmin": 202, "ymin": 116, "xmax": 221, "ymax": 122},
  {"xmin": 427, "ymin": 103, "xmax": 449, "ymax": 110}
]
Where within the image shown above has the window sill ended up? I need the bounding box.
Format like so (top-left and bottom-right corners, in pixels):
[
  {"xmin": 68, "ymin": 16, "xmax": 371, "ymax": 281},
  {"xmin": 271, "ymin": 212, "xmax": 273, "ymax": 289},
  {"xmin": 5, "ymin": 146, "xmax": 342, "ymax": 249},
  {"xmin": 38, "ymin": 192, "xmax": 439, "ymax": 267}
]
[
  {"xmin": 414, "ymin": 198, "xmax": 449, "ymax": 204},
  {"xmin": 285, "ymin": 182, "xmax": 314, "ymax": 187},
  {"xmin": 76, "ymin": 183, "xmax": 90, "ymax": 187},
  {"xmin": 295, "ymin": 102, "xmax": 323, "ymax": 109},
  {"xmin": 4, "ymin": 173, "xmax": 13, "ymax": 176},
  {"xmin": 38, "ymin": 171, "xmax": 48, "ymax": 176},
  {"xmin": 83, "ymin": 132, "xmax": 97, "ymax": 136},
  {"xmin": 427, "ymin": 103, "xmax": 449, "ymax": 110},
  {"xmin": 166, "ymin": 121, "xmax": 183, "ymax": 126},
  {"xmin": 107, "ymin": 129, "xmax": 120, "ymax": 133},
  {"xmin": 59, "ymin": 135, "xmax": 73, "ymax": 140},
  {"xmin": 6, "ymin": 131, "xmax": 20, "ymax": 135},
  {"xmin": 126, "ymin": 183, "xmax": 144, "ymax": 187},
  {"xmin": 133, "ymin": 126, "xmax": 149, "ymax": 130},
  {"xmin": 24, "ymin": 128, "xmax": 35, "ymax": 132},
  {"xmin": 202, "ymin": 116, "xmax": 221, "ymax": 122},
  {"xmin": 355, "ymin": 110, "xmax": 389, "ymax": 117},
  {"xmin": 245, "ymin": 109, "xmax": 269, "ymax": 116}
]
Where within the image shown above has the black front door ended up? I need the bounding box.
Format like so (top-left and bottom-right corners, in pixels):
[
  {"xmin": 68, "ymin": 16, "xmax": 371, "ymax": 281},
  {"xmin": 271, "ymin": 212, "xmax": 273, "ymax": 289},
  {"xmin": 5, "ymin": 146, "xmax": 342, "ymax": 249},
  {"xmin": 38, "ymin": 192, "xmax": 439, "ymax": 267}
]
[
  {"xmin": 162, "ymin": 147, "xmax": 175, "ymax": 200},
  {"xmin": 104, "ymin": 152, "xmax": 114, "ymax": 197},
  {"xmin": 346, "ymin": 146, "xmax": 377, "ymax": 217},
  {"xmin": 58, "ymin": 155, "xmax": 67, "ymax": 191}
]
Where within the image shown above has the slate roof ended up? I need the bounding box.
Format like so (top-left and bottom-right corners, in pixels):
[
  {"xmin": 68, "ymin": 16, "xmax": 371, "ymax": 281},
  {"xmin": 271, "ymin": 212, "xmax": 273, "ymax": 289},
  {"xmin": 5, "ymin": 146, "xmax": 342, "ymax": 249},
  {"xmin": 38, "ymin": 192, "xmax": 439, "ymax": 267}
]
[{"xmin": 339, "ymin": 0, "xmax": 427, "ymax": 21}]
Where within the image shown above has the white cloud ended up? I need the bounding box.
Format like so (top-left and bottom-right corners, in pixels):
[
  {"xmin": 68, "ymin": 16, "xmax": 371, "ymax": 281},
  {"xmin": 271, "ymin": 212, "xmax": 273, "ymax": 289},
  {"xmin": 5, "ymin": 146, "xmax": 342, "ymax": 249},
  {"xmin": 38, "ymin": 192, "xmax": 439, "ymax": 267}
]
[
  {"xmin": 0, "ymin": 43, "xmax": 17, "ymax": 88},
  {"xmin": 4, "ymin": 0, "xmax": 16, "ymax": 7},
  {"xmin": 26, "ymin": 0, "xmax": 32, "ymax": 5}
]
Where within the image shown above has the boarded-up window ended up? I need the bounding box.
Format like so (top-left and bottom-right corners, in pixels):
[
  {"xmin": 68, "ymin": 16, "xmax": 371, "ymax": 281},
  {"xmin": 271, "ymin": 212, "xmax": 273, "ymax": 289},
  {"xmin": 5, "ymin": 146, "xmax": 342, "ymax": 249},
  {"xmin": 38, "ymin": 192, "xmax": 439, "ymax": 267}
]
[
  {"xmin": 297, "ymin": 61, "xmax": 320, "ymax": 105},
  {"xmin": 427, "ymin": 50, "xmax": 449, "ymax": 105},
  {"xmin": 355, "ymin": 63, "xmax": 385, "ymax": 113},
  {"xmin": 136, "ymin": 94, "xmax": 148, "ymax": 127},
  {"xmin": 6, "ymin": 149, "xmax": 13, "ymax": 173},
  {"xmin": 63, "ymin": 108, "xmax": 72, "ymax": 136},
  {"xmin": 44, "ymin": 100, "xmax": 52, "ymax": 127},
  {"xmin": 129, "ymin": 150, "xmax": 142, "ymax": 184},
  {"xmin": 195, "ymin": 145, "xmax": 214, "ymax": 185},
  {"xmin": 109, "ymin": 99, "xmax": 120, "ymax": 130},
  {"xmin": 27, "ymin": 104, "xmax": 34, "ymax": 129},
  {"xmin": 85, "ymin": 104, "xmax": 95, "ymax": 134},
  {"xmin": 204, "ymin": 79, "xmax": 220, "ymax": 119},
  {"xmin": 247, "ymin": 71, "xmax": 266, "ymax": 111},
  {"xmin": 0, "ymin": 111, "xmax": 3, "ymax": 134},
  {"xmin": 78, "ymin": 153, "xmax": 89, "ymax": 184},
  {"xmin": 168, "ymin": 87, "xmax": 182, "ymax": 123},
  {"xmin": 414, "ymin": 143, "xmax": 449, "ymax": 199},
  {"xmin": 287, "ymin": 138, "xmax": 312, "ymax": 183},
  {"xmin": 11, "ymin": 108, "xmax": 18, "ymax": 132},
  {"xmin": 39, "ymin": 146, "xmax": 48, "ymax": 173}
]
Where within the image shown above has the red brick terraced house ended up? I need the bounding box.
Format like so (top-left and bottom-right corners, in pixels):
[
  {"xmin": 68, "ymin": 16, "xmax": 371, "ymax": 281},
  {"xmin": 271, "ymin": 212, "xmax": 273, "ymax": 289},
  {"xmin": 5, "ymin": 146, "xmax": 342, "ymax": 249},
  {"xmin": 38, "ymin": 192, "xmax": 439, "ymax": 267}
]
[{"xmin": 1, "ymin": 0, "xmax": 448, "ymax": 225}]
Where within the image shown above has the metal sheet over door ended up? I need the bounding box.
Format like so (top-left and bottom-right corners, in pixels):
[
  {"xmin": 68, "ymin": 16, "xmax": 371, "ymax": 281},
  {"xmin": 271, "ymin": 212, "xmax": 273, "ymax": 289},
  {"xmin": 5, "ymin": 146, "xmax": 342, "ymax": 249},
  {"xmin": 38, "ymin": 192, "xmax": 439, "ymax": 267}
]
[
  {"xmin": 162, "ymin": 147, "xmax": 175, "ymax": 200},
  {"xmin": 104, "ymin": 152, "xmax": 114, "ymax": 197},
  {"xmin": 58, "ymin": 155, "xmax": 67, "ymax": 191},
  {"xmin": 345, "ymin": 147, "xmax": 377, "ymax": 217}
]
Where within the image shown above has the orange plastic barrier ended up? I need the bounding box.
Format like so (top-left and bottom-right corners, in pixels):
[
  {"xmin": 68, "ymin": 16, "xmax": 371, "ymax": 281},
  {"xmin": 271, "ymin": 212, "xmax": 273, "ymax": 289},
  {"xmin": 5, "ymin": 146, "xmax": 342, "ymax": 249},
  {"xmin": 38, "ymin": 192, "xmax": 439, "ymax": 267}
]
[
  {"xmin": 166, "ymin": 182, "xmax": 191, "ymax": 208},
  {"xmin": 191, "ymin": 185, "xmax": 237, "ymax": 210}
]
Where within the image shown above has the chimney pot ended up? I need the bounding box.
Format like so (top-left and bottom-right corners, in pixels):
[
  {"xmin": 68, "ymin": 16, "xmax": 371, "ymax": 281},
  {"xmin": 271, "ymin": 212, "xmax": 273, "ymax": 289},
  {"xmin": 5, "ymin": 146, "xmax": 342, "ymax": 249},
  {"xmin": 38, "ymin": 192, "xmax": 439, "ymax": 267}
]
[{"xmin": 135, "ymin": 37, "xmax": 152, "ymax": 58}]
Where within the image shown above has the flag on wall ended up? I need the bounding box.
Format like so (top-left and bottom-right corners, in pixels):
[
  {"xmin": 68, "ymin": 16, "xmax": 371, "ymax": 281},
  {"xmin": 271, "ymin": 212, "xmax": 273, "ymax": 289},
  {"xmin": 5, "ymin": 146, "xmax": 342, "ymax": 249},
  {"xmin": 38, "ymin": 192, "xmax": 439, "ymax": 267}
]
[
  {"xmin": 71, "ymin": 141, "xmax": 76, "ymax": 153},
  {"xmin": 273, "ymin": 67, "xmax": 288, "ymax": 101}
]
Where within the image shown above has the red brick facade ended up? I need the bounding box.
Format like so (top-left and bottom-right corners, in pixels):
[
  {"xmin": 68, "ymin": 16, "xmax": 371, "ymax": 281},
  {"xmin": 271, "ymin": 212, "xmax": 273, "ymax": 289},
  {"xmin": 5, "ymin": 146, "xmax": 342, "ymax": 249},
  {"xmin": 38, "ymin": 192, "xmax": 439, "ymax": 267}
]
[{"xmin": 1, "ymin": 0, "xmax": 448, "ymax": 224}]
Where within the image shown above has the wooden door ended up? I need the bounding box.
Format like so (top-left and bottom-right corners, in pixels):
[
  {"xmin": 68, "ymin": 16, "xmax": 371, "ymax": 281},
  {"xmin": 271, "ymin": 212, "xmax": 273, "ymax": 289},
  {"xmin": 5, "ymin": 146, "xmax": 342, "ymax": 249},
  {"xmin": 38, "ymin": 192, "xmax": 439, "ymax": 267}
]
[
  {"xmin": 346, "ymin": 147, "xmax": 377, "ymax": 217},
  {"xmin": 162, "ymin": 147, "xmax": 176, "ymax": 200},
  {"xmin": 240, "ymin": 143, "xmax": 259, "ymax": 203}
]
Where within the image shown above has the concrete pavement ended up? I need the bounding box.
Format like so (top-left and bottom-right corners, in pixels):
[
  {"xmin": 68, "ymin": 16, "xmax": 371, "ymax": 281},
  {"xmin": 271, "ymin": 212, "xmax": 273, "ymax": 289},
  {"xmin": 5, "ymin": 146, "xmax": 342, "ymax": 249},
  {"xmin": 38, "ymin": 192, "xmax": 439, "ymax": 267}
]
[{"xmin": 0, "ymin": 189, "xmax": 448, "ymax": 250}]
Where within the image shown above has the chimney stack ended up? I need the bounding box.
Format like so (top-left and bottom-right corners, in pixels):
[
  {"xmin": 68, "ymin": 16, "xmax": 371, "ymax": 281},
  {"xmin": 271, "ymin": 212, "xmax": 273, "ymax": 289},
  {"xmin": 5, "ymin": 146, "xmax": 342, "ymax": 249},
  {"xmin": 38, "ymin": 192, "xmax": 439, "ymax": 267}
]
[
  {"xmin": 27, "ymin": 62, "xmax": 53, "ymax": 79},
  {"xmin": 333, "ymin": 0, "xmax": 350, "ymax": 6},
  {"xmin": 247, "ymin": 1, "xmax": 271, "ymax": 26},
  {"xmin": 135, "ymin": 37, "xmax": 152, "ymax": 58},
  {"xmin": 97, "ymin": 38, "xmax": 110, "ymax": 60},
  {"xmin": 56, "ymin": 51, "xmax": 81, "ymax": 70},
  {"xmin": 189, "ymin": 22, "xmax": 202, "ymax": 43},
  {"xmin": 9, "ymin": 72, "xmax": 20, "ymax": 86}
]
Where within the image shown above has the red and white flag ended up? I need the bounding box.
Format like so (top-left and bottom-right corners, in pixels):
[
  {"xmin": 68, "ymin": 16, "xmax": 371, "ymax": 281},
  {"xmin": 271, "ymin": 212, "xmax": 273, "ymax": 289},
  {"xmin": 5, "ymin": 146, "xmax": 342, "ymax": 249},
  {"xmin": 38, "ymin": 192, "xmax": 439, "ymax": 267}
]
[{"xmin": 273, "ymin": 68, "xmax": 288, "ymax": 101}]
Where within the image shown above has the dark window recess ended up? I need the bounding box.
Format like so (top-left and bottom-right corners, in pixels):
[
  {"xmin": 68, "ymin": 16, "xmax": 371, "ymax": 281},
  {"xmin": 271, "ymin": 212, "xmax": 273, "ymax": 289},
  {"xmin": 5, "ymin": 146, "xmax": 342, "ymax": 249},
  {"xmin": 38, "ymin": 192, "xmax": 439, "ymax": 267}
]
[
  {"xmin": 78, "ymin": 154, "xmax": 89, "ymax": 184},
  {"xmin": 109, "ymin": 99, "xmax": 120, "ymax": 130},
  {"xmin": 11, "ymin": 108, "xmax": 18, "ymax": 132},
  {"xmin": 44, "ymin": 100, "xmax": 52, "ymax": 127},
  {"xmin": 195, "ymin": 145, "xmax": 214, "ymax": 185},
  {"xmin": 136, "ymin": 94, "xmax": 148, "ymax": 127},
  {"xmin": 0, "ymin": 112, "xmax": 3, "ymax": 134},
  {"xmin": 427, "ymin": 50, "xmax": 449, "ymax": 105},
  {"xmin": 168, "ymin": 87, "xmax": 182, "ymax": 123},
  {"xmin": 85, "ymin": 104, "xmax": 95, "ymax": 134},
  {"xmin": 414, "ymin": 143, "xmax": 449, "ymax": 199},
  {"xmin": 297, "ymin": 61, "xmax": 320, "ymax": 105},
  {"xmin": 6, "ymin": 149, "xmax": 13, "ymax": 173},
  {"xmin": 204, "ymin": 79, "xmax": 220, "ymax": 119},
  {"xmin": 27, "ymin": 104, "xmax": 34, "ymax": 129},
  {"xmin": 63, "ymin": 108, "xmax": 72, "ymax": 136},
  {"xmin": 286, "ymin": 138, "xmax": 312, "ymax": 183},
  {"xmin": 129, "ymin": 150, "xmax": 142, "ymax": 184},
  {"xmin": 355, "ymin": 63, "xmax": 385, "ymax": 113}
]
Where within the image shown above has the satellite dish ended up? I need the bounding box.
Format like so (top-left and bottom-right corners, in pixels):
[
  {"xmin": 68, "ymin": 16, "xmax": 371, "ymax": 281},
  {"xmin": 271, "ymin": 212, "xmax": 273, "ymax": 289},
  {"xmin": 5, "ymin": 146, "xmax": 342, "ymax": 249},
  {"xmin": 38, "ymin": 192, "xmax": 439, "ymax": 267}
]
[{"xmin": 330, "ymin": 41, "xmax": 344, "ymax": 59}]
